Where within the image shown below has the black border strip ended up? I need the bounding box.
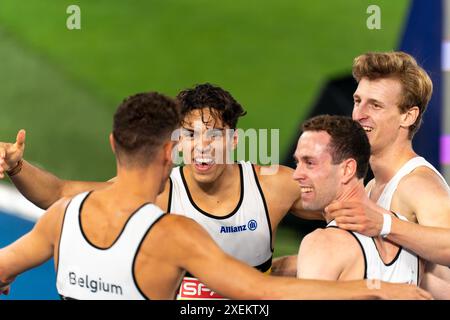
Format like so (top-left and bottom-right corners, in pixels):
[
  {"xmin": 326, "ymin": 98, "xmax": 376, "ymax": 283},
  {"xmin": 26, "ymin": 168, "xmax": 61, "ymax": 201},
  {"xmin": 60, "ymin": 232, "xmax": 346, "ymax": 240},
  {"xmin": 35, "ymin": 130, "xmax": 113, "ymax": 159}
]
[
  {"xmin": 167, "ymin": 177, "xmax": 173, "ymax": 213},
  {"xmin": 371, "ymin": 213, "xmax": 403, "ymax": 267},
  {"xmin": 251, "ymin": 164, "xmax": 273, "ymax": 252},
  {"xmin": 55, "ymin": 198, "xmax": 73, "ymax": 279},
  {"xmin": 78, "ymin": 191, "xmax": 152, "ymax": 250},
  {"xmin": 417, "ymin": 256, "xmax": 420, "ymax": 286},
  {"xmin": 179, "ymin": 163, "xmax": 244, "ymax": 220},
  {"xmin": 255, "ymin": 256, "xmax": 273, "ymax": 273},
  {"xmin": 132, "ymin": 213, "xmax": 167, "ymax": 300}
]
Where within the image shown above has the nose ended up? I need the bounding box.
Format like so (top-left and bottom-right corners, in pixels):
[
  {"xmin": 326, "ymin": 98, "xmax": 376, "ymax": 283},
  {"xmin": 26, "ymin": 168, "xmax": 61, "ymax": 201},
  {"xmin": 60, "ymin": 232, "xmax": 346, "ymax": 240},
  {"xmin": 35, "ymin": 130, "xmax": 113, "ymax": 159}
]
[
  {"xmin": 292, "ymin": 162, "xmax": 306, "ymax": 182},
  {"xmin": 194, "ymin": 131, "xmax": 213, "ymax": 153},
  {"xmin": 352, "ymin": 101, "xmax": 369, "ymax": 122}
]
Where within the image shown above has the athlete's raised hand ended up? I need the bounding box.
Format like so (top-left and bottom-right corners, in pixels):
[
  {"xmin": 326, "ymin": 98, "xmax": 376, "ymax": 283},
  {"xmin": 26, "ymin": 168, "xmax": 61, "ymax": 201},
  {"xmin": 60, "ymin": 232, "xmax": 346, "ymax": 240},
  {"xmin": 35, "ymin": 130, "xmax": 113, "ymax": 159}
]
[
  {"xmin": 324, "ymin": 199, "xmax": 386, "ymax": 237},
  {"xmin": 0, "ymin": 129, "xmax": 26, "ymax": 179}
]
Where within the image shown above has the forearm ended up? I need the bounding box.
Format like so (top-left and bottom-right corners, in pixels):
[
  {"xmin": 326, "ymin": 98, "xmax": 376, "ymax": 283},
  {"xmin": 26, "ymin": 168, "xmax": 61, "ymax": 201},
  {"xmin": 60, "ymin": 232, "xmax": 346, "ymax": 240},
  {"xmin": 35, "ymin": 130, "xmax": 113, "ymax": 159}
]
[
  {"xmin": 194, "ymin": 255, "xmax": 378, "ymax": 300},
  {"xmin": 10, "ymin": 160, "xmax": 66, "ymax": 209},
  {"xmin": 0, "ymin": 250, "xmax": 19, "ymax": 285},
  {"xmin": 260, "ymin": 277, "xmax": 381, "ymax": 300},
  {"xmin": 10, "ymin": 160, "xmax": 109, "ymax": 209},
  {"xmin": 388, "ymin": 218, "xmax": 450, "ymax": 266}
]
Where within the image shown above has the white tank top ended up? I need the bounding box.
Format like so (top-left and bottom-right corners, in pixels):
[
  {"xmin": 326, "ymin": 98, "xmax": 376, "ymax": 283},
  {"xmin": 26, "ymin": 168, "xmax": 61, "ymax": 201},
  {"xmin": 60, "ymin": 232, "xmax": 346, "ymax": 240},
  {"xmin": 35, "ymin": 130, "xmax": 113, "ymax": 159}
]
[
  {"xmin": 56, "ymin": 191, "xmax": 165, "ymax": 300},
  {"xmin": 369, "ymin": 156, "xmax": 449, "ymax": 210},
  {"xmin": 327, "ymin": 218, "xmax": 419, "ymax": 284},
  {"xmin": 169, "ymin": 161, "xmax": 273, "ymax": 299}
]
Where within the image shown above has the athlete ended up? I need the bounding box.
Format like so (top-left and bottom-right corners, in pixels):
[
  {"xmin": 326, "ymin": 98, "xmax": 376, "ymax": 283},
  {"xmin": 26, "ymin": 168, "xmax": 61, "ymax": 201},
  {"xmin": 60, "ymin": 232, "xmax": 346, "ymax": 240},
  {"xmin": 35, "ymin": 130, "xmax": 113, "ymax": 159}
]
[
  {"xmin": 275, "ymin": 51, "xmax": 450, "ymax": 298},
  {"xmin": 0, "ymin": 84, "xmax": 322, "ymax": 299},
  {"xmin": 0, "ymin": 91, "xmax": 429, "ymax": 300},
  {"xmin": 293, "ymin": 115, "xmax": 420, "ymax": 285}
]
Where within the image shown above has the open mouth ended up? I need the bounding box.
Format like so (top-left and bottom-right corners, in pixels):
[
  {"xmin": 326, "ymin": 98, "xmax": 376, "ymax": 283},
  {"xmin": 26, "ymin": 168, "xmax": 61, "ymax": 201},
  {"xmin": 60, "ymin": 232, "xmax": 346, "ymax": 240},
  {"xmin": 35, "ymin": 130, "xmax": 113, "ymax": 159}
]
[
  {"xmin": 300, "ymin": 186, "xmax": 314, "ymax": 194},
  {"xmin": 361, "ymin": 125, "xmax": 374, "ymax": 133},
  {"xmin": 194, "ymin": 157, "xmax": 215, "ymax": 172}
]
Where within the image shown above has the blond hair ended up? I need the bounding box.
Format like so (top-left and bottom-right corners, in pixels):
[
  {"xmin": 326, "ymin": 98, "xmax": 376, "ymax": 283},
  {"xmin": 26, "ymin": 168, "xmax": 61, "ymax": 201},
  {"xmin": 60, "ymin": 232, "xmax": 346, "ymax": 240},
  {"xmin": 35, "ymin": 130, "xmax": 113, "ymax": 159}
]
[{"xmin": 352, "ymin": 51, "xmax": 433, "ymax": 139}]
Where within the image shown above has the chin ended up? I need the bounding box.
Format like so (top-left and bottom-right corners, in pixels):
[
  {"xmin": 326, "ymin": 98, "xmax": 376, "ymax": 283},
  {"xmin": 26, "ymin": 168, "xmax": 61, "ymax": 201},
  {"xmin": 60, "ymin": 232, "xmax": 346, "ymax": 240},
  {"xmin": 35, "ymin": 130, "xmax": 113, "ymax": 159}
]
[
  {"xmin": 192, "ymin": 172, "xmax": 216, "ymax": 184},
  {"xmin": 302, "ymin": 201, "xmax": 325, "ymax": 212}
]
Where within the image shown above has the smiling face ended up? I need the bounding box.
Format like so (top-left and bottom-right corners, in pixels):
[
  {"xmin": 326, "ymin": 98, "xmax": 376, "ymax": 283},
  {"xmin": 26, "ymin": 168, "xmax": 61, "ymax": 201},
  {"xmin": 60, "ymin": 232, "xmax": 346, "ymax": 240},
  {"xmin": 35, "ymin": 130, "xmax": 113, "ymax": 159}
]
[
  {"xmin": 352, "ymin": 77, "xmax": 406, "ymax": 155},
  {"xmin": 292, "ymin": 131, "xmax": 342, "ymax": 211},
  {"xmin": 179, "ymin": 108, "xmax": 237, "ymax": 184}
]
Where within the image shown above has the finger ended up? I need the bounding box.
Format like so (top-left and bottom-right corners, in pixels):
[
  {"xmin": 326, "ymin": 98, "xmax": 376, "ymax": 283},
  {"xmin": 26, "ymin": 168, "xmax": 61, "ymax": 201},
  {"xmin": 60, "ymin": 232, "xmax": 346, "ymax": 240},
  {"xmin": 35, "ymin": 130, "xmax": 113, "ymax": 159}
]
[
  {"xmin": 0, "ymin": 162, "xmax": 9, "ymax": 171},
  {"xmin": 333, "ymin": 223, "xmax": 361, "ymax": 232},
  {"xmin": 335, "ymin": 215, "xmax": 361, "ymax": 225},
  {"xmin": 325, "ymin": 201, "xmax": 358, "ymax": 213},
  {"xmin": 15, "ymin": 129, "xmax": 26, "ymax": 149},
  {"xmin": 0, "ymin": 148, "xmax": 5, "ymax": 159},
  {"xmin": 328, "ymin": 208, "xmax": 362, "ymax": 220}
]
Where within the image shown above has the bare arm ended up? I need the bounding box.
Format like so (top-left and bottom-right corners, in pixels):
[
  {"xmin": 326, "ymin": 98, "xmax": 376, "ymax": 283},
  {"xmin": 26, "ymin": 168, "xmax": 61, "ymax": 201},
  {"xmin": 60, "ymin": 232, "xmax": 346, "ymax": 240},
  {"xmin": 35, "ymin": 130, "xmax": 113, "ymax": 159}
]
[
  {"xmin": 388, "ymin": 219, "xmax": 450, "ymax": 266},
  {"xmin": 162, "ymin": 215, "xmax": 431, "ymax": 300},
  {"xmin": 0, "ymin": 130, "xmax": 110, "ymax": 209},
  {"xmin": 0, "ymin": 198, "xmax": 68, "ymax": 294},
  {"xmin": 326, "ymin": 200, "xmax": 450, "ymax": 266},
  {"xmin": 11, "ymin": 160, "xmax": 109, "ymax": 209},
  {"xmin": 420, "ymin": 265, "xmax": 450, "ymax": 300},
  {"xmin": 327, "ymin": 167, "xmax": 450, "ymax": 265}
]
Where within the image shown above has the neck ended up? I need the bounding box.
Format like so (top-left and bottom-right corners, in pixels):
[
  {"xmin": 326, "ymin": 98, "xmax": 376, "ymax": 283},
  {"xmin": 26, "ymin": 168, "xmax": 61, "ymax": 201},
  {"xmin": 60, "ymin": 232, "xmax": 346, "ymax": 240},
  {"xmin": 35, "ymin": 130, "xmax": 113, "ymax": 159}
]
[
  {"xmin": 325, "ymin": 178, "xmax": 367, "ymax": 224},
  {"xmin": 370, "ymin": 138, "xmax": 417, "ymax": 185},
  {"xmin": 186, "ymin": 163, "xmax": 239, "ymax": 196},
  {"xmin": 112, "ymin": 163, "xmax": 162, "ymax": 205}
]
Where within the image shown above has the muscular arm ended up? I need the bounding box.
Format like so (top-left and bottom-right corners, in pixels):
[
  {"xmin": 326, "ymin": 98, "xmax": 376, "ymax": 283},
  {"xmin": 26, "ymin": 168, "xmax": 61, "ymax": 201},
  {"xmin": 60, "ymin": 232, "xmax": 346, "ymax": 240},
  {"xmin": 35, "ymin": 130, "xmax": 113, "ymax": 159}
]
[
  {"xmin": 0, "ymin": 198, "xmax": 68, "ymax": 292},
  {"xmin": 11, "ymin": 160, "xmax": 110, "ymax": 209},
  {"xmin": 387, "ymin": 218, "xmax": 450, "ymax": 266},
  {"xmin": 0, "ymin": 131, "xmax": 109, "ymax": 209},
  {"xmin": 157, "ymin": 215, "xmax": 428, "ymax": 300}
]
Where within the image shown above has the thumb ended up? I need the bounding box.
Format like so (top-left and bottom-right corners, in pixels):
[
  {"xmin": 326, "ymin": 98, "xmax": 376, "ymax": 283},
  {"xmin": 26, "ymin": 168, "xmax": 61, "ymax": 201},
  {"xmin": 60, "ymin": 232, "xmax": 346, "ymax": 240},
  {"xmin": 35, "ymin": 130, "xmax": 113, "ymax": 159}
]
[{"xmin": 15, "ymin": 129, "xmax": 26, "ymax": 149}]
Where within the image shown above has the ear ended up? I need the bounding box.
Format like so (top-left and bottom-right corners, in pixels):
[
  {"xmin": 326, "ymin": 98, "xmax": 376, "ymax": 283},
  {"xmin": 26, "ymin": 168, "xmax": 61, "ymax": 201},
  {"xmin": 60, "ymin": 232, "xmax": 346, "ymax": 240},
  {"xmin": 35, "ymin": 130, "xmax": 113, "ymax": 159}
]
[
  {"xmin": 109, "ymin": 133, "xmax": 116, "ymax": 155},
  {"xmin": 400, "ymin": 106, "xmax": 419, "ymax": 129},
  {"xmin": 231, "ymin": 128, "xmax": 239, "ymax": 151},
  {"xmin": 341, "ymin": 158, "xmax": 357, "ymax": 184},
  {"xmin": 163, "ymin": 140, "xmax": 175, "ymax": 164}
]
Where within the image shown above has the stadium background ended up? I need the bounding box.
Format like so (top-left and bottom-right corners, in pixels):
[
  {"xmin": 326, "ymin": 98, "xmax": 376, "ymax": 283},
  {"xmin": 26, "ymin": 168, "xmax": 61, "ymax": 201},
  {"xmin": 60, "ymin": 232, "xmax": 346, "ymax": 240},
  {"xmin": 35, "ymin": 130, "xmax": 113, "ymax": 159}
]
[{"xmin": 0, "ymin": 0, "xmax": 440, "ymax": 299}]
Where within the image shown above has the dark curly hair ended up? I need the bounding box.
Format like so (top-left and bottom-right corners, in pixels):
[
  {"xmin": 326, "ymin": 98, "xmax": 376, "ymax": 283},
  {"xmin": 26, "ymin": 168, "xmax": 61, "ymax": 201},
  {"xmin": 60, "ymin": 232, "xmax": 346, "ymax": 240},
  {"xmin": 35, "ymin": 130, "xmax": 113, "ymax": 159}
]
[
  {"xmin": 302, "ymin": 115, "xmax": 370, "ymax": 179},
  {"xmin": 176, "ymin": 83, "xmax": 246, "ymax": 129},
  {"xmin": 113, "ymin": 92, "xmax": 181, "ymax": 166}
]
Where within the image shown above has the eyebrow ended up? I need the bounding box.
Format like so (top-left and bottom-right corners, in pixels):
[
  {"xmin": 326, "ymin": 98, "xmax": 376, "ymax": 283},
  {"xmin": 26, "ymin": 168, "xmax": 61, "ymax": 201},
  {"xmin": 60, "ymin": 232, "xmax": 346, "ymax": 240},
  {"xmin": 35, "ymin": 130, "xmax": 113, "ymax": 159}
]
[
  {"xmin": 353, "ymin": 94, "xmax": 385, "ymax": 106},
  {"xmin": 367, "ymin": 98, "xmax": 385, "ymax": 106},
  {"xmin": 300, "ymin": 155, "xmax": 315, "ymax": 162},
  {"xmin": 181, "ymin": 127, "xmax": 226, "ymax": 131}
]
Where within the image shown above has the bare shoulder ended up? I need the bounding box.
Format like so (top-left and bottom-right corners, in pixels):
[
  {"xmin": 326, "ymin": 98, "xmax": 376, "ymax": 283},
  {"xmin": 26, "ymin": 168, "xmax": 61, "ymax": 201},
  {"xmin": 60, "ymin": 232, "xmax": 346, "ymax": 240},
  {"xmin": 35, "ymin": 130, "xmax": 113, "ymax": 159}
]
[
  {"xmin": 43, "ymin": 196, "xmax": 72, "ymax": 221},
  {"xmin": 139, "ymin": 213, "xmax": 212, "ymax": 257},
  {"xmin": 397, "ymin": 166, "xmax": 450, "ymax": 200},
  {"xmin": 301, "ymin": 227, "xmax": 359, "ymax": 254},
  {"xmin": 254, "ymin": 164, "xmax": 298, "ymax": 193},
  {"xmin": 298, "ymin": 227, "xmax": 361, "ymax": 279},
  {"xmin": 36, "ymin": 196, "xmax": 73, "ymax": 241}
]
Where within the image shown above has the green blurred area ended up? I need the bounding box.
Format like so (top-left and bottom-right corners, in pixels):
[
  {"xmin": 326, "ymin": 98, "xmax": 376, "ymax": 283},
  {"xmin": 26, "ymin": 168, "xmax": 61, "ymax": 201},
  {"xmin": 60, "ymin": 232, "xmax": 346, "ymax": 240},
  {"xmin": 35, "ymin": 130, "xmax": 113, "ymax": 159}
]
[{"xmin": 0, "ymin": 0, "xmax": 409, "ymax": 255}]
